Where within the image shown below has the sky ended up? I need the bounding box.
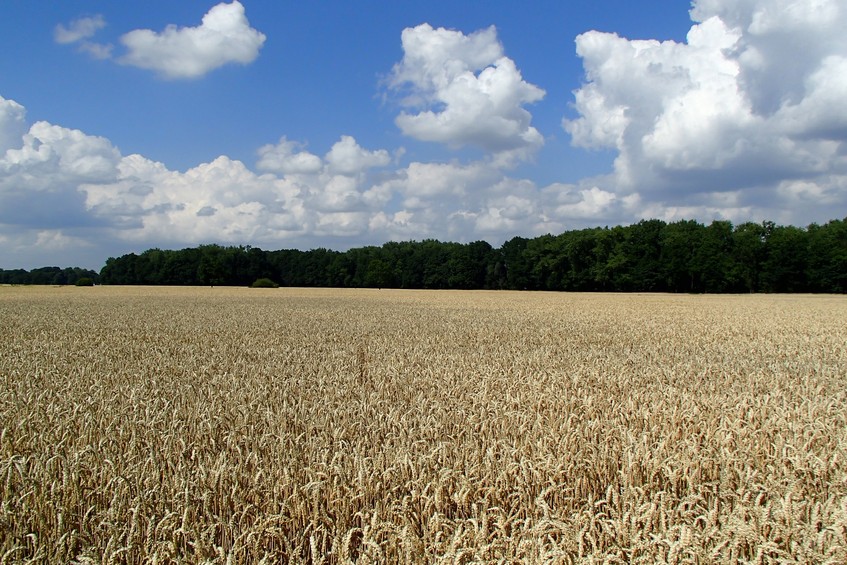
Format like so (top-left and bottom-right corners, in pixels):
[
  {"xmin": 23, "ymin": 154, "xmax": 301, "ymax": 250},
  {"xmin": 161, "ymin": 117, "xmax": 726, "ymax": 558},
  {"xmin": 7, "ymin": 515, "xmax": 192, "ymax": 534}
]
[{"xmin": 1, "ymin": 1, "xmax": 846, "ymax": 270}]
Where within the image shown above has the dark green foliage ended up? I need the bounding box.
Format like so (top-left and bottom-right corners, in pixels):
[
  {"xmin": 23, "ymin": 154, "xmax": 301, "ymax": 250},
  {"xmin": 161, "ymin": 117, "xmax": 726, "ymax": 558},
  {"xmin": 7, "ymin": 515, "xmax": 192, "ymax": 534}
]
[
  {"xmin": 660, "ymin": 220, "xmax": 701, "ymax": 292},
  {"xmin": 0, "ymin": 267, "xmax": 100, "ymax": 285},
  {"xmin": 75, "ymin": 277, "xmax": 95, "ymax": 287},
  {"xmin": 250, "ymin": 278, "xmax": 279, "ymax": 288},
  {"xmin": 806, "ymin": 219, "xmax": 847, "ymax": 292},
  {"xmin": 694, "ymin": 220, "xmax": 735, "ymax": 293},
  {"xmin": 93, "ymin": 217, "xmax": 845, "ymax": 292},
  {"xmin": 6, "ymin": 217, "xmax": 844, "ymax": 293}
]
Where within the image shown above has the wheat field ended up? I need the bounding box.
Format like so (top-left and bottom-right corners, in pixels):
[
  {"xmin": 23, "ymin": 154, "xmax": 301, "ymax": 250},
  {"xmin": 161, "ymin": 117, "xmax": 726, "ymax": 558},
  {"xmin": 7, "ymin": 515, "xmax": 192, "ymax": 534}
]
[{"xmin": 1, "ymin": 286, "xmax": 845, "ymax": 563}]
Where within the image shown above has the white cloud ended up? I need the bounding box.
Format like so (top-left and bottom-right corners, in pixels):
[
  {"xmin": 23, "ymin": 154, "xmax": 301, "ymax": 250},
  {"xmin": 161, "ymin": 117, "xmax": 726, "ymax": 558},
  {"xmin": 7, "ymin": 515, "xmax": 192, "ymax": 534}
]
[
  {"xmin": 389, "ymin": 24, "xmax": 545, "ymax": 156},
  {"xmin": 118, "ymin": 1, "xmax": 266, "ymax": 79},
  {"xmin": 563, "ymin": 0, "xmax": 847, "ymax": 223},
  {"xmin": 691, "ymin": 0, "xmax": 847, "ymax": 116},
  {"xmin": 0, "ymin": 96, "xmax": 661, "ymax": 269},
  {"xmin": 0, "ymin": 108, "xmax": 122, "ymax": 236},
  {"xmin": 257, "ymin": 135, "xmax": 391, "ymax": 178},
  {"xmin": 256, "ymin": 137, "xmax": 322, "ymax": 175},
  {"xmin": 0, "ymin": 96, "xmax": 27, "ymax": 154},
  {"xmin": 552, "ymin": 186, "xmax": 619, "ymax": 220},
  {"xmin": 54, "ymin": 14, "xmax": 112, "ymax": 60},
  {"xmin": 78, "ymin": 41, "xmax": 113, "ymax": 60},
  {"xmin": 77, "ymin": 133, "xmax": 397, "ymax": 245},
  {"xmin": 363, "ymin": 162, "xmax": 607, "ymax": 243},
  {"xmin": 315, "ymin": 212, "xmax": 370, "ymax": 237},
  {"xmin": 34, "ymin": 229, "xmax": 88, "ymax": 251},
  {"xmin": 776, "ymin": 175, "xmax": 847, "ymax": 222},
  {"xmin": 54, "ymin": 15, "xmax": 106, "ymax": 44},
  {"xmin": 777, "ymin": 56, "xmax": 847, "ymax": 140},
  {"xmin": 0, "ymin": 93, "xmax": 682, "ymax": 269},
  {"xmin": 6, "ymin": 3, "xmax": 847, "ymax": 269},
  {"xmin": 325, "ymin": 136, "xmax": 391, "ymax": 176},
  {"xmin": 82, "ymin": 154, "xmax": 307, "ymax": 243},
  {"xmin": 2, "ymin": 122, "xmax": 120, "ymax": 185},
  {"xmin": 473, "ymin": 179, "xmax": 540, "ymax": 233},
  {"xmin": 399, "ymin": 160, "xmax": 495, "ymax": 202}
]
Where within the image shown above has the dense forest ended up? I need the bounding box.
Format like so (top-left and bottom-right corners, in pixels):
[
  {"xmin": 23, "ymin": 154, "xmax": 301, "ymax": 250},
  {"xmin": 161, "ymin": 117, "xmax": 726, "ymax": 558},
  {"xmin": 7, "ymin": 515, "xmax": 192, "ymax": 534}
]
[
  {"xmin": 3, "ymin": 218, "xmax": 846, "ymax": 292},
  {"xmin": 0, "ymin": 266, "xmax": 100, "ymax": 286}
]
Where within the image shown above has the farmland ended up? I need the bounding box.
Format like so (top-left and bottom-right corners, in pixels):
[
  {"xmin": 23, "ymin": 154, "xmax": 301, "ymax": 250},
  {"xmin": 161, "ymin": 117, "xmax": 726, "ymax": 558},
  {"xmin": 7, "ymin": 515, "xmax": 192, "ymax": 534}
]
[{"xmin": 1, "ymin": 286, "xmax": 846, "ymax": 563}]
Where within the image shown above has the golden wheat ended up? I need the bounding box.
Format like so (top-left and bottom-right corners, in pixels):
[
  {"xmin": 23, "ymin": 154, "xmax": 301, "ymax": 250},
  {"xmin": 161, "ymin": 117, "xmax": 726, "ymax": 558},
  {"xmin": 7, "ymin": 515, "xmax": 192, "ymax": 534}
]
[{"xmin": 1, "ymin": 286, "xmax": 845, "ymax": 563}]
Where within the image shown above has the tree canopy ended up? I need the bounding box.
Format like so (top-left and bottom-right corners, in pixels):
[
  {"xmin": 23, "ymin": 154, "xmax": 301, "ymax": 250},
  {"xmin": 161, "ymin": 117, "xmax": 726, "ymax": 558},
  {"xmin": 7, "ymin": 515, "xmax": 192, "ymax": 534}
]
[
  {"xmin": 4, "ymin": 218, "xmax": 845, "ymax": 293},
  {"xmin": 0, "ymin": 266, "xmax": 100, "ymax": 286}
]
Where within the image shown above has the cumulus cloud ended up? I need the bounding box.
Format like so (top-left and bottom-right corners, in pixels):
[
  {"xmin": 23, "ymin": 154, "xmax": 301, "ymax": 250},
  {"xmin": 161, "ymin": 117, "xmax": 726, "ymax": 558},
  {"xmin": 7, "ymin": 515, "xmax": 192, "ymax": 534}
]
[
  {"xmin": 78, "ymin": 42, "xmax": 113, "ymax": 60},
  {"xmin": 256, "ymin": 137, "xmax": 323, "ymax": 175},
  {"xmin": 0, "ymin": 94, "xmax": 304, "ymax": 260},
  {"xmin": 54, "ymin": 15, "xmax": 106, "ymax": 44},
  {"xmin": 7, "ymin": 2, "xmax": 847, "ymax": 269},
  {"xmin": 388, "ymin": 24, "xmax": 545, "ymax": 156},
  {"xmin": 81, "ymin": 155, "xmax": 307, "ymax": 242},
  {"xmin": 3, "ymin": 122, "xmax": 120, "ymax": 184},
  {"xmin": 564, "ymin": 0, "xmax": 847, "ymax": 223},
  {"xmin": 325, "ymin": 136, "xmax": 391, "ymax": 175},
  {"xmin": 54, "ymin": 15, "xmax": 112, "ymax": 60},
  {"xmin": 76, "ymin": 133, "xmax": 396, "ymax": 246},
  {"xmin": 118, "ymin": 1, "xmax": 266, "ymax": 79},
  {"xmin": 0, "ymin": 92, "xmax": 693, "ymax": 270},
  {"xmin": 363, "ymin": 162, "xmax": 585, "ymax": 243},
  {"xmin": 0, "ymin": 103, "xmax": 121, "ymax": 236},
  {"xmin": 0, "ymin": 96, "xmax": 27, "ymax": 154},
  {"xmin": 691, "ymin": 0, "xmax": 847, "ymax": 116},
  {"xmin": 254, "ymin": 135, "xmax": 392, "ymax": 216},
  {"xmin": 363, "ymin": 160, "xmax": 491, "ymax": 242},
  {"xmin": 86, "ymin": 141, "xmax": 390, "ymax": 242},
  {"xmin": 0, "ymin": 119, "xmax": 121, "ymax": 221}
]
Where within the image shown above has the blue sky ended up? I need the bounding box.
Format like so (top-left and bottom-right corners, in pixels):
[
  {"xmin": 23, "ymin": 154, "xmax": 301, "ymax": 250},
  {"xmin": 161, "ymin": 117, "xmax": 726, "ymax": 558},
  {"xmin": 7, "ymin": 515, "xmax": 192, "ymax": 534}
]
[{"xmin": 1, "ymin": 1, "xmax": 845, "ymax": 269}]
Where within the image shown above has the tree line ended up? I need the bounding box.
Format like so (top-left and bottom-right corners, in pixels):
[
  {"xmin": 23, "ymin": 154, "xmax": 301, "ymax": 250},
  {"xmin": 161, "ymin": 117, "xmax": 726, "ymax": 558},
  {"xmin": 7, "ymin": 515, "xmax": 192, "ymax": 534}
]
[
  {"xmin": 0, "ymin": 266, "xmax": 100, "ymax": 286},
  {"xmin": 90, "ymin": 218, "xmax": 845, "ymax": 293},
  {"xmin": 3, "ymin": 218, "xmax": 844, "ymax": 292}
]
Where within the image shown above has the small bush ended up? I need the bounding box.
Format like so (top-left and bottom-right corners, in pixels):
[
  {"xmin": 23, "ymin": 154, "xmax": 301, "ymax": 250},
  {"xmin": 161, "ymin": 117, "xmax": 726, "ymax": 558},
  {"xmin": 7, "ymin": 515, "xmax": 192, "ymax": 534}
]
[
  {"xmin": 75, "ymin": 277, "xmax": 95, "ymax": 287},
  {"xmin": 251, "ymin": 278, "xmax": 279, "ymax": 288}
]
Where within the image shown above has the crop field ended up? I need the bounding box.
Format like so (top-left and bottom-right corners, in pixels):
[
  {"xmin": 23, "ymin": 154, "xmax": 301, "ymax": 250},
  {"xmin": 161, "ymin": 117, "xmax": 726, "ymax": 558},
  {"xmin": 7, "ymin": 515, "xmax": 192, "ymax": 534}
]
[{"xmin": 1, "ymin": 286, "xmax": 846, "ymax": 563}]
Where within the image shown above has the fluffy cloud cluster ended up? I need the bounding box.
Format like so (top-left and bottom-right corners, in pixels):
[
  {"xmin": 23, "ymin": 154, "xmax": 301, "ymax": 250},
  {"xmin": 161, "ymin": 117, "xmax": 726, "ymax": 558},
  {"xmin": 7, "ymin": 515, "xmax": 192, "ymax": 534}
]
[
  {"xmin": 0, "ymin": 92, "xmax": 580, "ymax": 268},
  {"xmin": 0, "ymin": 97, "xmax": 27, "ymax": 155},
  {"xmin": 83, "ymin": 155, "xmax": 306, "ymax": 242},
  {"xmin": 0, "ymin": 99, "xmax": 123, "ymax": 265},
  {"xmin": 55, "ymin": 2, "xmax": 265, "ymax": 78},
  {"xmin": 388, "ymin": 24, "xmax": 545, "ymax": 159},
  {"xmin": 53, "ymin": 15, "xmax": 112, "ymax": 59},
  {"xmin": 54, "ymin": 15, "xmax": 106, "ymax": 45},
  {"xmin": 5, "ymin": 0, "xmax": 847, "ymax": 268},
  {"xmin": 564, "ymin": 0, "xmax": 847, "ymax": 223},
  {"xmin": 0, "ymin": 110, "xmax": 121, "ymax": 230},
  {"xmin": 119, "ymin": 1, "xmax": 266, "ymax": 78}
]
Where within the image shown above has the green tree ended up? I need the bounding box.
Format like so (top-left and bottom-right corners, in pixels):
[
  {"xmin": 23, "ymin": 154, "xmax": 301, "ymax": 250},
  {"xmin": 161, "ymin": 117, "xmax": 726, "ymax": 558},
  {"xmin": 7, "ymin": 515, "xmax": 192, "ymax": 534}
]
[
  {"xmin": 807, "ymin": 219, "xmax": 847, "ymax": 292},
  {"xmin": 660, "ymin": 220, "xmax": 703, "ymax": 292},
  {"xmin": 589, "ymin": 228, "xmax": 625, "ymax": 291},
  {"xmin": 250, "ymin": 277, "xmax": 279, "ymax": 288},
  {"xmin": 364, "ymin": 258, "xmax": 393, "ymax": 288},
  {"xmin": 561, "ymin": 229, "xmax": 600, "ymax": 291},
  {"xmin": 501, "ymin": 236, "xmax": 531, "ymax": 289},
  {"xmin": 761, "ymin": 225, "xmax": 809, "ymax": 292},
  {"xmin": 197, "ymin": 245, "xmax": 228, "ymax": 286},
  {"xmin": 730, "ymin": 222, "xmax": 767, "ymax": 292},
  {"xmin": 524, "ymin": 235, "xmax": 562, "ymax": 290},
  {"xmin": 693, "ymin": 220, "xmax": 734, "ymax": 292}
]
